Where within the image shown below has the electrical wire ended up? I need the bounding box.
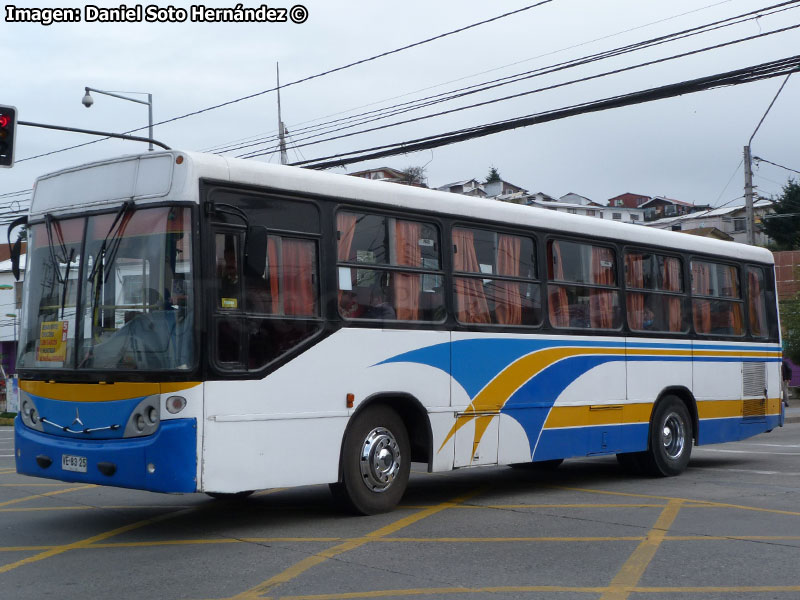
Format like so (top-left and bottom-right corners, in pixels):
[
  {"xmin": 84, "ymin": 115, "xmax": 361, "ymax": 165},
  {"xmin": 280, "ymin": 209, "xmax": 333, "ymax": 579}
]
[
  {"xmin": 215, "ymin": 0, "xmax": 800, "ymax": 157},
  {"xmin": 241, "ymin": 23, "xmax": 800, "ymax": 160},
  {"xmin": 713, "ymin": 159, "xmax": 744, "ymax": 207},
  {"xmin": 293, "ymin": 54, "xmax": 800, "ymax": 170},
  {"xmin": 14, "ymin": 1, "xmax": 555, "ymax": 164},
  {"xmin": 754, "ymin": 156, "xmax": 800, "ymax": 175},
  {"xmin": 202, "ymin": 0, "xmax": 737, "ymax": 154}
]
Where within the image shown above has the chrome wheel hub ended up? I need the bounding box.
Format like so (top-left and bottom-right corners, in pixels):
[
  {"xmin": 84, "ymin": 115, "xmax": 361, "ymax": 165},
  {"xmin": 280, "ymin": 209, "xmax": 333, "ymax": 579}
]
[
  {"xmin": 359, "ymin": 427, "xmax": 401, "ymax": 493},
  {"xmin": 662, "ymin": 413, "xmax": 685, "ymax": 460}
]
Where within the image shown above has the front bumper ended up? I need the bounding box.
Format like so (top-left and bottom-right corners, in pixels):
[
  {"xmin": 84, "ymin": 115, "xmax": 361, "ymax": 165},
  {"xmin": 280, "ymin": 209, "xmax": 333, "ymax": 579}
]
[{"xmin": 15, "ymin": 417, "xmax": 197, "ymax": 493}]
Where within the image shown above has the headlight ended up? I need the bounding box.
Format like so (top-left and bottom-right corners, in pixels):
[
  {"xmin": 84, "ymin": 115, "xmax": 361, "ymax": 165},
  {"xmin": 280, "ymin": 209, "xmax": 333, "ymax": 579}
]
[
  {"xmin": 165, "ymin": 395, "xmax": 187, "ymax": 414},
  {"xmin": 123, "ymin": 396, "xmax": 160, "ymax": 438}
]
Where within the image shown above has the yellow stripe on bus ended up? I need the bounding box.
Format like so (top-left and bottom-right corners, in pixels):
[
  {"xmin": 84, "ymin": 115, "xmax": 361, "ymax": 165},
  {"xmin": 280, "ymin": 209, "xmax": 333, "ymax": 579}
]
[
  {"xmin": 544, "ymin": 398, "xmax": 782, "ymax": 430},
  {"xmin": 19, "ymin": 381, "xmax": 201, "ymax": 402},
  {"xmin": 544, "ymin": 404, "xmax": 653, "ymax": 429}
]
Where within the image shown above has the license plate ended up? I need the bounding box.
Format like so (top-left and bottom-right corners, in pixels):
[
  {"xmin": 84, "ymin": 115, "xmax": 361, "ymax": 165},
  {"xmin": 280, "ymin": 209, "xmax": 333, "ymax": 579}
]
[{"xmin": 61, "ymin": 454, "xmax": 87, "ymax": 473}]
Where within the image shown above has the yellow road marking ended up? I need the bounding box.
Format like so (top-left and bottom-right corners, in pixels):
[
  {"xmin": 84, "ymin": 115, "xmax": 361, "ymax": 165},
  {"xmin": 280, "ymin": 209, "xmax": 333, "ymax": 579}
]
[
  {"xmin": 271, "ymin": 584, "xmax": 800, "ymax": 599},
  {"xmin": 0, "ymin": 503, "xmax": 194, "ymax": 513},
  {"xmin": 551, "ymin": 485, "xmax": 800, "ymax": 516},
  {"xmin": 0, "ymin": 488, "xmax": 285, "ymax": 574},
  {"xmin": 634, "ymin": 586, "xmax": 800, "ymax": 593},
  {"xmin": 1, "ymin": 483, "xmax": 83, "ymax": 487},
  {"xmin": 446, "ymin": 503, "xmax": 667, "ymax": 509},
  {"xmin": 0, "ymin": 484, "xmax": 93, "ymax": 508},
  {"xmin": 276, "ymin": 586, "xmax": 609, "ymax": 599},
  {"xmin": 376, "ymin": 536, "xmax": 643, "ymax": 543},
  {"xmin": 0, "ymin": 506, "xmax": 197, "ymax": 574},
  {"xmin": 600, "ymin": 499, "xmax": 683, "ymax": 600},
  {"xmin": 9, "ymin": 530, "xmax": 800, "ymax": 556},
  {"xmin": 228, "ymin": 487, "xmax": 486, "ymax": 600}
]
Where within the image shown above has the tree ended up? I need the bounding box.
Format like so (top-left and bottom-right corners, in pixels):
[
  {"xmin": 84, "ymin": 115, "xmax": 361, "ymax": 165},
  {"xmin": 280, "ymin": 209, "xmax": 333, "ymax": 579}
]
[
  {"xmin": 781, "ymin": 293, "xmax": 800, "ymax": 364},
  {"xmin": 485, "ymin": 166, "xmax": 501, "ymax": 183},
  {"xmin": 399, "ymin": 165, "xmax": 427, "ymax": 187},
  {"xmin": 762, "ymin": 180, "xmax": 800, "ymax": 250}
]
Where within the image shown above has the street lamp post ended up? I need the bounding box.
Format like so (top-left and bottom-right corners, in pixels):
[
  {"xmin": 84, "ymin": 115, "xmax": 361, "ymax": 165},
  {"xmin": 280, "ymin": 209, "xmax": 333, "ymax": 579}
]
[{"xmin": 82, "ymin": 87, "xmax": 154, "ymax": 151}]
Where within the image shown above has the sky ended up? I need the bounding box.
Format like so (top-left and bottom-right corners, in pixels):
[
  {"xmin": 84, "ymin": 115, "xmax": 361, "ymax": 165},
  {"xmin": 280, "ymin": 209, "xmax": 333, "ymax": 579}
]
[{"xmin": 2, "ymin": 0, "xmax": 799, "ymax": 218}]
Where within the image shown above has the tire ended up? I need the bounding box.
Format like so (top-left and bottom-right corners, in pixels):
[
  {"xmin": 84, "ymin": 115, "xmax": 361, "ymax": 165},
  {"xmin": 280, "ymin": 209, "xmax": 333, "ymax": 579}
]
[
  {"xmin": 330, "ymin": 405, "xmax": 410, "ymax": 515},
  {"xmin": 509, "ymin": 458, "xmax": 564, "ymax": 471},
  {"xmin": 640, "ymin": 395, "xmax": 693, "ymax": 477},
  {"xmin": 206, "ymin": 491, "xmax": 254, "ymax": 500}
]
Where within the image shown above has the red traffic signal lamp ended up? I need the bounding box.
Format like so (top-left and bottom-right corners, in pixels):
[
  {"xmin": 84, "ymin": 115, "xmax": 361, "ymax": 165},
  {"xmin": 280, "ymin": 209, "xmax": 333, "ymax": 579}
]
[{"xmin": 0, "ymin": 105, "xmax": 17, "ymax": 168}]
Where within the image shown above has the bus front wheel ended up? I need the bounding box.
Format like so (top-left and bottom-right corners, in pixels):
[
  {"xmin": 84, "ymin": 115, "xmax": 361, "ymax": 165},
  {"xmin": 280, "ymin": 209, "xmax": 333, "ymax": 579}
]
[
  {"xmin": 641, "ymin": 395, "xmax": 693, "ymax": 477},
  {"xmin": 331, "ymin": 405, "xmax": 410, "ymax": 515}
]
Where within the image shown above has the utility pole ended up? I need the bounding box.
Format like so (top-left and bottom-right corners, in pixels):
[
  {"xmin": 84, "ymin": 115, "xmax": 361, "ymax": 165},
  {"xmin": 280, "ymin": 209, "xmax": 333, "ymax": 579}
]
[
  {"xmin": 743, "ymin": 145, "xmax": 756, "ymax": 246},
  {"xmin": 276, "ymin": 63, "xmax": 288, "ymax": 165},
  {"xmin": 743, "ymin": 73, "xmax": 793, "ymax": 245}
]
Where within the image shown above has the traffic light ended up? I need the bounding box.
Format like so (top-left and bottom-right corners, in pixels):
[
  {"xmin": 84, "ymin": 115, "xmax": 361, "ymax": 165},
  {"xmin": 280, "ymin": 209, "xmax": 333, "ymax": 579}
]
[{"xmin": 0, "ymin": 105, "xmax": 17, "ymax": 168}]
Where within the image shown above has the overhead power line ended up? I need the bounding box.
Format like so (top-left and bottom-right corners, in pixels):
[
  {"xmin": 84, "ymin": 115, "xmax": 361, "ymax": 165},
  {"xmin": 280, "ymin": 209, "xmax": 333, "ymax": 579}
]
[
  {"xmin": 239, "ymin": 21, "xmax": 800, "ymax": 160},
  {"xmin": 15, "ymin": 1, "xmax": 555, "ymax": 164},
  {"xmin": 203, "ymin": 0, "xmax": 737, "ymax": 154},
  {"xmin": 754, "ymin": 156, "xmax": 800, "ymax": 175},
  {"xmin": 293, "ymin": 54, "xmax": 800, "ymax": 170},
  {"xmin": 214, "ymin": 0, "xmax": 800, "ymax": 157}
]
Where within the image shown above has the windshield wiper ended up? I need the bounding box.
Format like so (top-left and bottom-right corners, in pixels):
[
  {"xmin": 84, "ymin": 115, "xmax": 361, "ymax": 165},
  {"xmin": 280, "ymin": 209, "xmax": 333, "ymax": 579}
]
[
  {"xmin": 86, "ymin": 201, "xmax": 135, "ymax": 284},
  {"xmin": 44, "ymin": 214, "xmax": 75, "ymax": 318}
]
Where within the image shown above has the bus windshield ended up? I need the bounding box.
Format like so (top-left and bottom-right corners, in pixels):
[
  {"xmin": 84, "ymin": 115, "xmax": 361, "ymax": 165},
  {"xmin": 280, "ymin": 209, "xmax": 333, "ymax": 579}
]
[{"xmin": 18, "ymin": 205, "xmax": 194, "ymax": 372}]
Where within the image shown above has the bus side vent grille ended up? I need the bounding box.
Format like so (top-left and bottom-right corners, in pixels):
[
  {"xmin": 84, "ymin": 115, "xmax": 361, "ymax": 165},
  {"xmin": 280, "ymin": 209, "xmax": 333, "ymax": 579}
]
[
  {"xmin": 742, "ymin": 398, "xmax": 766, "ymax": 419},
  {"xmin": 742, "ymin": 362, "xmax": 766, "ymax": 398}
]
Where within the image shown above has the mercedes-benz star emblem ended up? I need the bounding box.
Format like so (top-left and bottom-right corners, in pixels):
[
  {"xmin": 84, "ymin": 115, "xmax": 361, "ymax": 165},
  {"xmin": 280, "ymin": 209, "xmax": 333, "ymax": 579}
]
[{"xmin": 71, "ymin": 409, "xmax": 84, "ymax": 428}]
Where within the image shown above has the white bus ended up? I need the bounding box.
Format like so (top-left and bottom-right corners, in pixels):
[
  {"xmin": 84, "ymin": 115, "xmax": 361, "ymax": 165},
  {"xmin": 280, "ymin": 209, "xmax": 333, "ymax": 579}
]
[{"xmin": 11, "ymin": 151, "xmax": 782, "ymax": 514}]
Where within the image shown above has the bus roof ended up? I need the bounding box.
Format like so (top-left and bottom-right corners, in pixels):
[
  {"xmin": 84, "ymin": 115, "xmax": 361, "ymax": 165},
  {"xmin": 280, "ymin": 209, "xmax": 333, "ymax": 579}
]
[{"xmin": 30, "ymin": 150, "xmax": 774, "ymax": 264}]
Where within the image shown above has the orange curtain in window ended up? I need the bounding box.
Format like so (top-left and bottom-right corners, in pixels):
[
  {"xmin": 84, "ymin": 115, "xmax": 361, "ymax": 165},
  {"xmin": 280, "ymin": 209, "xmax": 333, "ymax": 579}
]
[
  {"xmin": 590, "ymin": 246, "xmax": 615, "ymax": 328},
  {"xmin": 625, "ymin": 253, "xmax": 645, "ymax": 330},
  {"xmin": 267, "ymin": 237, "xmax": 280, "ymax": 312},
  {"xmin": 692, "ymin": 262, "xmax": 712, "ymax": 333},
  {"xmin": 748, "ymin": 270, "xmax": 766, "ymax": 337},
  {"xmin": 548, "ymin": 242, "xmax": 569, "ymax": 327},
  {"xmin": 722, "ymin": 266, "xmax": 743, "ymax": 334},
  {"xmin": 453, "ymin": 228, "xmax": 490, "ymax": 324},
  {"xmin": 394, "ymin": 220, "xmax": 421, "ymax": 321},
  {"xmin": 336, "ymin": 212, "xmax": 357, "ymax": 311},
  {"xmin": 663, "ymin": 257, "xmax": 682, "ymax": 332},
  {"xmin": 496, "ymin": 234, "xmax": 522, "ymax": 325},
  {"xmin": 283, "ymin": 239, "xmax": 315, "ymax": 316}
]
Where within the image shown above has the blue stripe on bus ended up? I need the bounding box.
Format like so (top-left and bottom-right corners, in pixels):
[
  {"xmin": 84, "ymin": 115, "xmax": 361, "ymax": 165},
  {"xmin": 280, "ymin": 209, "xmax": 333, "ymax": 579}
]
[
  {"xmin": 380, "ymin": 338, "xmax": 780, "ymax": 460},
  {"xmin": 530, "ymin": 414, "xmax": 781, "ymax": 462},
  {"xmin": 532, "ymin": 422, "xmax": 651, "ymax": 461},
  {"xmin": 22, "ymin": 393, "xmax": 149, "ymax": 440},
  {"xmin": 696, "ymin": 414, "xmax": 782, "ymax": 445},
  {"xmin": 379, "ymin": 338, "xmax": 779, "ymax": 401},
  {"xmin": 14, "ymin": 417, "xmax": 197, "ymax": 493}
]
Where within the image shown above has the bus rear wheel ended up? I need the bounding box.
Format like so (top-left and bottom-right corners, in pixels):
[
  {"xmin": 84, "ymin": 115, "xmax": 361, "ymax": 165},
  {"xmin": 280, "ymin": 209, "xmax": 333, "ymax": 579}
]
[
  {"xmin": 640, "ymin": 395, "xmax": 693, "ymax": 477},
  {"xmin": 331, "ymin": 405, "xmax": 410, "ymax": 515}
]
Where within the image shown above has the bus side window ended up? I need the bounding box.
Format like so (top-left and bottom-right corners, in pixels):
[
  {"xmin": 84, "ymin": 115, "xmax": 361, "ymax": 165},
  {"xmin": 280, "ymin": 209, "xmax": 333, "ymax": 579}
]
[
  {"xmin": 625, "ymin": 251, "xmax": 685, "ymax": 333},
  {"xmin": 452, "ymin": 226, "xmax": 541, "ymax": 327},
  {"xmin": 691, "ymin": 260, "xmax": 744, "ymax": 336},
  {"xmin": 746, "ymin": 266, "xmax": 768, "ymax": 338},
  {"xmin": 216, "ymin": 233, "xmax": 242, "ymax": 311},
  {"xmin": 336, "ymin": 210, "xmax": 443, "ymax": 322},
  {"xmin": 547, "ymin": 239, "xmax": 620, "ymax": 330}
]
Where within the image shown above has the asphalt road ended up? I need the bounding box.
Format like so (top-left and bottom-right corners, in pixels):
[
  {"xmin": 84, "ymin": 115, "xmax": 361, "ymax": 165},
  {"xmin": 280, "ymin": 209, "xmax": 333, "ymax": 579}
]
[{"xmin": 3, "ymin": 422, "xmax": 800, "ymax": 600}]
